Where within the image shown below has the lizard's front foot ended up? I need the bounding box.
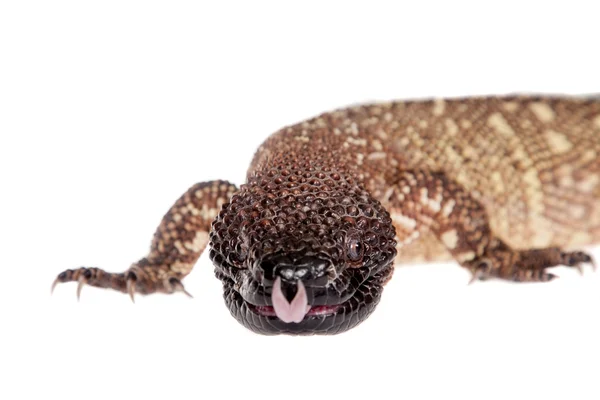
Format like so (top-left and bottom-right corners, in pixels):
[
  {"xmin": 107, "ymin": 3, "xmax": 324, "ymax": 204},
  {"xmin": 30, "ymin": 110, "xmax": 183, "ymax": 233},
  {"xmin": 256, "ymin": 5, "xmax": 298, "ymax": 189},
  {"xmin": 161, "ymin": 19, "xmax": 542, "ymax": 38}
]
[
  {"xmin": 466, "ymin": 243, "xmax": 596, "ymax": 283},
  {"xmin": 51, "ymin": 180, "xmax": 238, "ymax": 302},
  {"xmin": 51, "ymin": 261, "xmax": 192, "ymax": 302}
]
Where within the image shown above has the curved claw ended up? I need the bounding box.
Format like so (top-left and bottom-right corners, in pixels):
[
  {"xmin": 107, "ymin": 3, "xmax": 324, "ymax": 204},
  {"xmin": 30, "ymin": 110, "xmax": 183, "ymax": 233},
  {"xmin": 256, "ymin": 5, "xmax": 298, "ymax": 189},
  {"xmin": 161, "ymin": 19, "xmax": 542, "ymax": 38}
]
[
  {"xmin": 76, "ymin": 276, "xmax": 88, "ymax": 301},
  {"xmin": 169, "ymin": 278, "xmax": 193, "ymax": 298},
  {"xmin": 468, "ymin": 270, "xmax": 483, "ymax": 285},
  {"xmin": 126, "ymin": 278, "xmax": 136, "ymax": 303},
  {"xmin": 51, "ymin": 278, "xmax": 59, "ymax": 294},
  {"xmin": 181, "ymin": 288, "xmax": 194, "ymax": 299},
  {"xmin": 468, "ymin": 263, "xmax": 491, "ymax": 284}
]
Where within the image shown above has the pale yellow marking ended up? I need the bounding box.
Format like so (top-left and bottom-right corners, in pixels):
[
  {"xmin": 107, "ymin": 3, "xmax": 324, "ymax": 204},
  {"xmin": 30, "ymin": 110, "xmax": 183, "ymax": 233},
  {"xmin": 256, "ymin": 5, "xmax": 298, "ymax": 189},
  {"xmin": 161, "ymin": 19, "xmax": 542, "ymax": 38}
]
[
  {"xmin": 174, "ymin": 240, "xmax": 186, "ymax": 255},
  {"xmin": 173, "ymin": 213, "xmax": 182, "ymax": 222},
  {"xmin": 569, "ymin": 205, "xmax": 587, "ymax": 220},
  {"xmin": 581, "ymin": 149, "xmax": 597, "ymax": 163},
  {"xmin": 397, "ymin": 230, "xmax": 421, "ymax": 246},
  {"xmin": 419, "ymin": 188, "xmax": 442, "ymax": 213},
  {"xmin": 199, "ymin": 205, "xmax": 219, "ymax": 221},
  {"xmin": 444, "ymin": 146, "xmax": 461, "ymax": 165},
  {"xmin": 418, "ymin": 120, "xmax": 428, "ymax": 128},
  {"xmin": 520, "ymin": 119, "xmax": 533, "ymax": 129},
  {"xmin": 184, "ymin": 231, "xmax": 209, "ymax": 252},
  {"xmin": 383, "ymin": 187, "xmax": 395, "ymax": 203},
  {"xmin": 460, "ymin": 119, "xmax": 472, "ymax": 129},
  {"xmin": 194, "ymin": 190, "xmax": 204, "ymax": 199},
  {"xmin": 531, "ymin": 219, "xmax": 554, "ymax": 248},
  {"xmin": 392, "ymin": 213, "xmax": 418, "ymax": 231},
  {"xmin": 555, "ymin": 164, "xmax": 573, "ymax": 178},
  {"xmin": 462, "ymin": 146, "xmax": 477, "ymax": 159},
  {"xmin": 502, "ymin": 101, "xmax": 519, "ymax": 112},
  {"xmin": 171, "ymin": 261, "xmax": 192, "ymax": 275},
  {"xmin": 190, "ymin": 207, "xmax": 200, "ymax": 217},
  {"xmin": 348, "ymin": 122, "xmax": 359, "ymax": 135},
  {"xmin": 594, "ymin": 115, "xmax": 600, "ymax": 128},
  {"xmin": 405, "ymin": 231, "xmax": 421, "ymax": 245},
  {"xmin": 347, "ymin": 137, "xmax": 367, "ymax": 146},
  {"xmin": 511, "ymin": 147, "xmax": 533, "ymax": 168},
  {"xmin": 444, "ymin": 119, "xmax": 459, "ymax": 136},
  {"xmin": 441, "ymin": 199, "xmax": 455, "ymax": 218},
  {"xmin": 419, "ymin": 188, "xmax": 428, "ymax": 204},
  {"xmin": 521, "ymin": 165, "xmax": 554, "ymax": 247},
  {"xmin": 487, "ymin": 113, "xmax": 515, "ymax": 137},
  {"xmin": 529, "ymin": 102, "xmax": 555, "ymax": 123},
  {"xmin": 315, "ymin": 118, "xmax": 327, "ymax": 128},
  {"xmin": 376, "ymin": 129, "xmax": 388, "ymax": 140},
  {"xmin": 440, "ymin": 229, "xmax": 458, "ymax": 249},
  {"xmin": 362, "ymin": 116, "xmax": 379, "ymax": 127},
  {"xmin": 456, "ymin": 251, "xmax": 476, "ymax": 262},
  {"xmin": 558, "ymin": 174, "xmax": 575, "ymax": 188},
  {"xmin": 568, "ymin": 232, "xmax": 592, "ymax": 247},
  {"xmin": 544, "ymin": 130, "xmax": 572, "ymax": 154},
  {"xmin": 432, "ymin": 99, "xmax": 445, "ymax": 116},
  {"xmin": 294, "ymin": 136, "xmax": 310, "ymax": 143},
  {"xmin": 490, "ymin": 171, "xmax": 505, "ymax": 192},
  {"xmin": 384, "ymin": 112, "xmax": 393, "ymax": 122},
  {"xmin": 577, "ymin": 175, "xmax": 599, "ymax": 193},
  {"xmin": 367, "ymin": 152, "xmax": 387, "ymax": 160},
  {"xmin": 372, "ymin": 139, "xmax": 383, "ymax": 151}
]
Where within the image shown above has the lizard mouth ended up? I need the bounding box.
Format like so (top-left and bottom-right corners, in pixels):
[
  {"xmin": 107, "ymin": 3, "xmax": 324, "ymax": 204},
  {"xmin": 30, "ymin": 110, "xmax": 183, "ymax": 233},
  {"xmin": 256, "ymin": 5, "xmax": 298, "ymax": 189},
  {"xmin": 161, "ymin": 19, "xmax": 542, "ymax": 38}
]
[
  {"xmin": 245, "ymin": 276, "xmax": 344, "ymax": 321},
  {"xmin": 250, "ymin": 304, "xmax": 341, "ymax": 317},
  {"xmin": 253, "ymin": 277, "xmax": 341, "ymax": 322},
  {"xmin": 218, "ymin": 266, "xmax": 394, "ymax": 335}
]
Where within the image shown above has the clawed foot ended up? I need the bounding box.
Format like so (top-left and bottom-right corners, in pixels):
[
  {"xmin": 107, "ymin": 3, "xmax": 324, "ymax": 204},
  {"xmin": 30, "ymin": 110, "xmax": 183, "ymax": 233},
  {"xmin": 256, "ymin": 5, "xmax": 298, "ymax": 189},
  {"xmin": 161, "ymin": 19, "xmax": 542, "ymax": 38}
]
[
  {"xmin": 51, "ymin": 266, "xmax": 193, "ymax": 302},
  {"xmin": 560, "ymin": 251, "xmax": 597, "ymax": 276},
  {"xmin": 467, "ymin": 247, "xmax": 596, "ymax": 284}
]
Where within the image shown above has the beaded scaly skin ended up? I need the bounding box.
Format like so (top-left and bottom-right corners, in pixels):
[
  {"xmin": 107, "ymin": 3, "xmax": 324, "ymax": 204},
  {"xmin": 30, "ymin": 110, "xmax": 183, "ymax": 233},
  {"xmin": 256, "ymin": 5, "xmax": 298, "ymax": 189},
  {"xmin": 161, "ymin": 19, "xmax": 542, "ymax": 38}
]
[{"xmin": 53, "ymin": 95, "xmax": 599, "ymax": 335}]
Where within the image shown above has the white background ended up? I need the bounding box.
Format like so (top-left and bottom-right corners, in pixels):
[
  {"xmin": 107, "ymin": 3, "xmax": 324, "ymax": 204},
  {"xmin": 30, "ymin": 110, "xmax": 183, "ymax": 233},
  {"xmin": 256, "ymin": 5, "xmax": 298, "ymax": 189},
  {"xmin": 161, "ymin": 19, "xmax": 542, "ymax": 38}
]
[{"xmin": 1, "ymin": 1, "xmax": 599, "ymax": 399}]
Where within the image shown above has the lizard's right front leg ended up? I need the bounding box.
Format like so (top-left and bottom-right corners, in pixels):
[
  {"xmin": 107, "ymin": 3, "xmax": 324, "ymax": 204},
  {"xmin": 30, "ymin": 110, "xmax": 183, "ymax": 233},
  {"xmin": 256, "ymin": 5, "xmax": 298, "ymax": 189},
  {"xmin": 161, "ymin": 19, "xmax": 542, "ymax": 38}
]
[{"xmin": 52, "ymin": 180, "xmax": 238, "ymax": 301}]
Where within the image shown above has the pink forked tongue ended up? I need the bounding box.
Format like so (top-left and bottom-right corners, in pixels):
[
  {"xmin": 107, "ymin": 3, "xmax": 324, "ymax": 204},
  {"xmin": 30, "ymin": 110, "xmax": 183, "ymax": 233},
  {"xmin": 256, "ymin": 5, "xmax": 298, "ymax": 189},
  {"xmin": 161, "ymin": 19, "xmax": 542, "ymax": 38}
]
[{"xmin": 272, "ymin": 277, "xmax": 311, "ymax": 323}]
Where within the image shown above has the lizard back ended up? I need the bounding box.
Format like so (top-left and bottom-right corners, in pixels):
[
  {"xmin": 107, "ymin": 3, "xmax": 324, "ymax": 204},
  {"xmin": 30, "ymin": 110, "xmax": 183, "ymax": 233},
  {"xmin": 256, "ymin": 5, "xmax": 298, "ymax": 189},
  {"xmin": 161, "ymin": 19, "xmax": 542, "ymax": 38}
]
[{"xmin": 249, "ymin": 96, "xmax": 600, "ymax": 262}]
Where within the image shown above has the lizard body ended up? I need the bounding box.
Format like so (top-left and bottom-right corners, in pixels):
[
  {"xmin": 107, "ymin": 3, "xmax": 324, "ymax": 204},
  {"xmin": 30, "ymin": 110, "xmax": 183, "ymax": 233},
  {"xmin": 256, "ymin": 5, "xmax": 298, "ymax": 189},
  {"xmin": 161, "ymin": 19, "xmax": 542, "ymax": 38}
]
[{"xmin": 53, "ymin": 95, "xmax": 599, "ymax": 335}]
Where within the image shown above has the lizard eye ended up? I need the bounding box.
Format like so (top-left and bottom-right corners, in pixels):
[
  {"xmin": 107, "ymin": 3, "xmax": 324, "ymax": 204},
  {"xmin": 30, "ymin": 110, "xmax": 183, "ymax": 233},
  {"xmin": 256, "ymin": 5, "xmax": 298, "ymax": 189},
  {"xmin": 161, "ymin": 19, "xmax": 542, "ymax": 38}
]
[{"xmin": 347, "ymin": 237, "xmax": 364, "ymax": 262}]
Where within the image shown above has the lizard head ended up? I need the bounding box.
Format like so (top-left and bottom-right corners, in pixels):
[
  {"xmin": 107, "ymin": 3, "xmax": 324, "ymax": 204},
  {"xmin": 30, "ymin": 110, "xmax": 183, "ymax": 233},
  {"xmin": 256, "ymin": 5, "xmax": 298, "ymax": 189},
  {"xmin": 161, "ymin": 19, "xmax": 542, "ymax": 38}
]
[{"xmin": 209, "ymin": 163, "xmax": 397, "ymax": 335}]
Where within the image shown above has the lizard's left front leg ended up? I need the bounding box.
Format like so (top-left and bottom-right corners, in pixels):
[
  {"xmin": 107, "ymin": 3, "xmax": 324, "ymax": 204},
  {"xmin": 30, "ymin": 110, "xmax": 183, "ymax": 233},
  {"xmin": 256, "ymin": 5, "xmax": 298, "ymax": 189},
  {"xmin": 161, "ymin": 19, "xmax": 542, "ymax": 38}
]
[
  {"xmin": 386, "ymin": 170, "xmax": 595, "ymax": 282},
  {"xmin": 52, "ymin": 180, "xmax": 238, "ymax": 301}
]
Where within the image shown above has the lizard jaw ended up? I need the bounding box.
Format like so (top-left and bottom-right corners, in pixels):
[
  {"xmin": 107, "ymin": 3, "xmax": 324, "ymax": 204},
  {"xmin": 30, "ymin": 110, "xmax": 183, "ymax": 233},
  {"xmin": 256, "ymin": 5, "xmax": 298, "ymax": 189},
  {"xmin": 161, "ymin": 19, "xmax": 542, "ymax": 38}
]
[{"xmin": 251, "ymin": 277, "xmax": 341, "ymax": 321}]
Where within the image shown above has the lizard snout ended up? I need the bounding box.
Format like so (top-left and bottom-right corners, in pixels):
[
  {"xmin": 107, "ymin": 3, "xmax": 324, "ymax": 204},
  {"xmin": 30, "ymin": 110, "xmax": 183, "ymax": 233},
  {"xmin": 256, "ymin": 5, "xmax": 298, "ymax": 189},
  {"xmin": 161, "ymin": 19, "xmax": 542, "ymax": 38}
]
[
  {"xmin": 257, "ymin": 253, "xmax": 332, "ymax": 323},
  {"xmin": 259, "ymin": 253, "xmax": 331, "ymax": 296}
]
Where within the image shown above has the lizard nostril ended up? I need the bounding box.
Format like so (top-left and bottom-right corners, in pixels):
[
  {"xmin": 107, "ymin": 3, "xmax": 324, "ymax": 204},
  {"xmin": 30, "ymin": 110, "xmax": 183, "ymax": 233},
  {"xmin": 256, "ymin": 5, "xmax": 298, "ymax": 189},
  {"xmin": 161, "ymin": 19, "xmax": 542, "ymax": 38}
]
[
  {"xmin": 278, "ymin": 266, "xmax": 309, "ymax": 281},
  {"xmin": 258, "ymin": 253, "xmax": 331, "ymax": 287}
]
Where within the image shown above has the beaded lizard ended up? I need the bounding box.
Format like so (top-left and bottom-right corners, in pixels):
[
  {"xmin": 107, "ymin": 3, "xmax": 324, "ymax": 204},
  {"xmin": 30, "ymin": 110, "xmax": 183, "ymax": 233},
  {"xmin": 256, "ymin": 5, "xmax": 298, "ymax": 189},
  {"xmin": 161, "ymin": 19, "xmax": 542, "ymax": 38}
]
[{"xmin": 52, "ymin": 95, "xmax": 600, "ymax": 335}]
